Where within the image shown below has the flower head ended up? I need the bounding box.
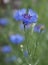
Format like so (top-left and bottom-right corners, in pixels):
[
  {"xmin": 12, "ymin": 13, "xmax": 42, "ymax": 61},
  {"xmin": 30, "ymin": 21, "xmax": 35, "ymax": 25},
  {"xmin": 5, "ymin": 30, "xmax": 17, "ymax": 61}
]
[
  {"xmin": 13, "ymin": 8, "xmax": 26, "ymax": 21},
  {"xmin": 13, "ymin": 8, "xmax": 38, "ymax": 25},
  {"xmin": 23, "ymin": 9, "xmax": 38, "ymax": 25},
  {"xmin": 34, "ymin": 24, "xmax": 45, "ymax": 33},
  {"xmin": 23, "ymin": 50, "xmax": 28, "ymax": 57},
  {"xmin": 0, "ymin": 18, "xmax": 9, "ymax": 27},
  {"xmin": 1, "ymin": 46, "xmax": 12, "ymax": 53},
  {"xmin": 9, "ymin": 34, "xmax": 25, "ymax": 44}
]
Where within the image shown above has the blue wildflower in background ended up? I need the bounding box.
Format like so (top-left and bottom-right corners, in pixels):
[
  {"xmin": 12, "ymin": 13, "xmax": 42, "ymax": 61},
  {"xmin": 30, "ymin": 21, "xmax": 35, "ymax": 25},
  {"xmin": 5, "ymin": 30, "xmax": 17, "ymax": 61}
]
[
  {"xmin": 11, "ymin": 56, "xmax": 17, "ymax": 61},
  {"xmin": 34, "ymin": 24, "xmax": 45, "ymax": 33},
  {"xmin": 0, "ymin": 18, "xmax": 9, "ymax": 27},
  {"xmin": 4, "ymin": 56, "xmax": 17, "ymax": 63},
  {"xmin": 13, "ymin": 8, "xmax": 38, "ymax": 25},
  {"xmin": 23, "ymin": 50, "xmax": 28, "ymax": 57},
  {"xmin": 9, "ymin": 34, "xmax": 25, "ymax": 44},
  {"xmin": 1, "ymin": 46, "xmax": 12, "ymax": 53}
]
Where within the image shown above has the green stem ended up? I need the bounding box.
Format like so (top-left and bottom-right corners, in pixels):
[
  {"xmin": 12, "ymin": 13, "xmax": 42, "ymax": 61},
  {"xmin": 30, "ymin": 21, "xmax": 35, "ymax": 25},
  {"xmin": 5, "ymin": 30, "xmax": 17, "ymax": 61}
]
[{"xmin": 33, "ymin": 33, "xmax": 41, "ymax": 58}]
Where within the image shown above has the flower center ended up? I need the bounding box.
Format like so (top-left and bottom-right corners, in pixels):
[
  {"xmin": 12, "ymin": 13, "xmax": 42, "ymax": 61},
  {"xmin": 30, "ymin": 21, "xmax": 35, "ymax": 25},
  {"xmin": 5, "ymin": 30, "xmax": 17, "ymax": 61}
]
[{"xmin": 22, "ymin": 14, "xmax": 32, "ymax": 19}]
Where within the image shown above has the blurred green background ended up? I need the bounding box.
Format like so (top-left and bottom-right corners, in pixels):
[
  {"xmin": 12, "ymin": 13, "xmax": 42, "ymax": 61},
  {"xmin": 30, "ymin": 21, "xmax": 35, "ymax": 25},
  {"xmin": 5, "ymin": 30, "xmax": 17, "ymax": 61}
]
[{"xmin": 0, "ymin": 0, "xmax": 48, "ymax": 65}]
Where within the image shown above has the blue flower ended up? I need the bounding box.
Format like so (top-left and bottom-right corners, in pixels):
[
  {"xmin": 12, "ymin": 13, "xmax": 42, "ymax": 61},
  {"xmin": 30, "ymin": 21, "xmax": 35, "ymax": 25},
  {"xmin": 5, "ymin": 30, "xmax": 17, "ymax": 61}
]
[
  {"xmin": 4, "ymin": 56, "xmax": 17, "ymax": 63},
  {"xmin": 13, "ymin": 8, "xmax": 38, "ymax": 25},
  {"xmin": 11, "ymin": 56, "xmax": 17, "ymax": 61},
  {"xmin": 23, "ymin": 50, "xmax": 28, "ymax": 57},
  {"xmin": 13, "ymin": 8, "xmax": 26, "ymax": 21},
  {"xmin": 19, "ymin": 23, "xmax": 31, "ymax": 30},
  {"xmin": 0, "ymin": 18, "xmax": 9, "ymax": 26},
  {"xmin": 23, "ymin": 9, "xmax": 38, "ymax": 25},
  {"xmin": 34, "ymin": 24, "xmax": 45, "ymax": 33},
  {"xmin": 1, "ymin": 46, "xmax": 12, "ymax": 53},
  {"xmin": 9, "ymin": 34, "xmax": 25, "ymax": 44}
]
